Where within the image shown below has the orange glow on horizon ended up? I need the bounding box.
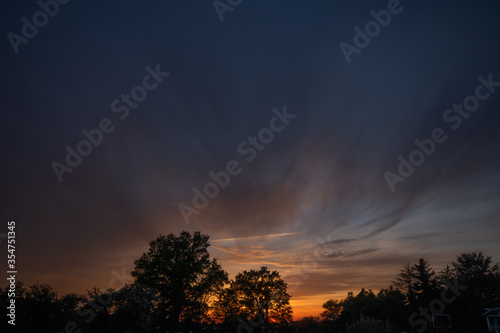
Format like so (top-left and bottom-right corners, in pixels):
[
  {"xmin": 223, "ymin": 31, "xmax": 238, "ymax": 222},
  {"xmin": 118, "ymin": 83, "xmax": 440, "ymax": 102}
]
[{"xmin": 290, "ymin": 294, "xmax": 344, "ymax": 320}]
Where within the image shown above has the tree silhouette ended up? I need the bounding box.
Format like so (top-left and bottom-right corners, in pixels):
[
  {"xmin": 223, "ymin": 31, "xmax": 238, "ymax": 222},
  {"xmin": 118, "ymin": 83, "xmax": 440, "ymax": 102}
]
[
  {"xmin": 437, "ymin": 264, "xmax": 455, "ymax": 286},
  {"xmin": 393, "ymin": 262, "xmax": 417, "ymax": 306},
  {"xmin": 212, "ymin": 287, "xmax": 242, "ymax": 332},
  {"xmin": 394, "ymin": 258, "xmax": 437, "ymax": 309},
  {"xmin": 214, "ymin": 266, "xmax": 293, "ymax": 327},
  {"xmin": 295, "ymin": 316, "xmax": 333, "ymax": 333},
  {"xmin": 131, "ymin": 231, "xmax": 228, "ymax": 330},
  {"xmin": 375, "ymin": 286, "xmax": 407, "ymax": 329},
  {"xmin": 347, "ymin": 314, "xmax": 391, "ymax": 333},
  {"xmin": 452, "ymin": 251, "xmax": 499, "ymax": 282},
  {"xmin": 233, "ymin": 266, "xmax": 293, "ymax": 324},
  {"xmin": 451, "ymin": 251, "xmax": 500, "ymax": 331},
  {"xmin": 24, "ymin": 283, "xmax": 61, "ymax": 332},
  {"xmin": 78, "ymin": 287, "xmax": 114, "ymax": 333},
  {"xmin": 412, "ymin": 258, "xmax": 438, "ymax": 306},
  {"xmin": 111, "ymin": 283, "xmax": 159, "ymax": 332},
  {"xmin": 59, "ymin": 292, "xmax": 87, "ymax": 313},
  {"xmin": 320, "ymin": 299, "xmax": 342, "ymax": 321}
]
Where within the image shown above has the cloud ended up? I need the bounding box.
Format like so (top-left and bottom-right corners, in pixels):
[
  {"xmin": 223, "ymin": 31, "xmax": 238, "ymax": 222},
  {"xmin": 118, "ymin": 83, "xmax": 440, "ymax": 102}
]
[
  {"xmin": 325, "ymin": 247, "xmax": 380, "ymax": 259},
  {"xmin": 402, "ymin": 232, "xmax": 441, "ymax": 240},
  {"xmin": 211, "ymin": 232, "xmax": 299, "ymax": 243}
]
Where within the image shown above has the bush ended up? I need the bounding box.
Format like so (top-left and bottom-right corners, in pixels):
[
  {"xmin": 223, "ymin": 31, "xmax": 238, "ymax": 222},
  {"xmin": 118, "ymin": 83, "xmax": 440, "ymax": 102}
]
[{"xmin": 347, "ymin": 315, "xmax": 391, "ymax": 333}]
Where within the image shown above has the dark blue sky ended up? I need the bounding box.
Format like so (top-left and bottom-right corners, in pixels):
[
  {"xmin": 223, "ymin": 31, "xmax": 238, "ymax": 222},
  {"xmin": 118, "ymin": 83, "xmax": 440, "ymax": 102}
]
[{"xmin": 1, "ymin": 0, "xmax": 500, "ymax": 316}]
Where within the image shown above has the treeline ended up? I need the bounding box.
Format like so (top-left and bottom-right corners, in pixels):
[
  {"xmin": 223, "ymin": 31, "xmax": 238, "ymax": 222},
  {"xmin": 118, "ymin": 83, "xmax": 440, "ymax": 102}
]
[
  {"xmin": 1, "ymin": 231, "xmax": 499, "ymax": 333},
  {"xmin": 0, "ymin": 232, "xmax": 293, "ymax": 332},
  {"xmin": 310, "ymin": 252, "xmax": 500, "ymax": 333}
]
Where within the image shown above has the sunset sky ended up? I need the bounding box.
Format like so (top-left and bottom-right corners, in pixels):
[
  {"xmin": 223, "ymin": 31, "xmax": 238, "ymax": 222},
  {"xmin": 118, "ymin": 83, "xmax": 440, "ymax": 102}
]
[{"xmin": 1, "ymin": 1, "xmax": 500, "ymax": 319}]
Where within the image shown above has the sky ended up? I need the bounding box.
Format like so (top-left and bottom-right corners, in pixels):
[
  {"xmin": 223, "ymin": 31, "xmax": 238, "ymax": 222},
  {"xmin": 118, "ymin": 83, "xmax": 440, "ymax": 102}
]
[{"xmin": 1, "ymin": 0, "xmax": 500, "ymax": 319}]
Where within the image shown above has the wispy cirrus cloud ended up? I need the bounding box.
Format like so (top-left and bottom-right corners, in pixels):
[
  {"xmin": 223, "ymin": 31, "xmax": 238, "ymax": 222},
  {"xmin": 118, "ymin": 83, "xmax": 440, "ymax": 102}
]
[{"xmin": 211, "ymin": 232, "xmax": 299, "ymax": 243}]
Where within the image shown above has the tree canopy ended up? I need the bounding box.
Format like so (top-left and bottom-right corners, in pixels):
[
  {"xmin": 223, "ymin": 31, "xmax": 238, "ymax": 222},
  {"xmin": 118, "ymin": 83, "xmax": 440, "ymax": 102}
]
[
  {"xmin": 213, "ymin": 266, "xmax": 293, "ymax": 329},
  {"xmin": 321, "ymin": 299, "xmax": 342, "ymax": 321},
  {"xmin": 131, "ymin": 231, "xmax": 228, "ymax": 330}
]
